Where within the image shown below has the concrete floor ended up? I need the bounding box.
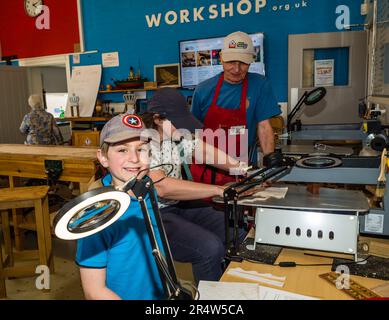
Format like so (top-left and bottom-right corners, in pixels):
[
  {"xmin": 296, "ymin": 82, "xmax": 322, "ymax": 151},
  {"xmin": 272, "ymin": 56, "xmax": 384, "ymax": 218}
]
[{"xmin": 1, "ymin": 235, "xmax": 85, "ymax": 300}]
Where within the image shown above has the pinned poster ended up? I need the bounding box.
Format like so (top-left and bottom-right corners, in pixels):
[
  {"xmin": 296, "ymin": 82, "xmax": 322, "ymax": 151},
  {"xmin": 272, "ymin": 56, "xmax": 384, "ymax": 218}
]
[
  {"xmin": 66, "ymin": 65, "xmax": 102, "ymax": 117},
  {"xmin": 102, "ymin": 52, "xmax": 120, "ymax": 68},
  {"xmin": 73, "ymin": 54, "xmax": 80, "ymax": 64},
  {"xmin": 314, "ymin": 59, "xmax": 334, "ymax": 87}
]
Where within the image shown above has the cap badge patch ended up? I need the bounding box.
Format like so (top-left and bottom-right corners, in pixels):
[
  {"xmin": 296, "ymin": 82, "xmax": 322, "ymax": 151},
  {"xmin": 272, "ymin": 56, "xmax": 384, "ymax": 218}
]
[
  {"xmin": 237, "ymin": 41, "xmax": 248, "ymax": 49},
  {"xmin": 122, "ymin": 114, "xmax": 142, "ymax": 128},
  {"xmin": 228, "ymin": 40, "xmax": 237, "ymax": 48}
]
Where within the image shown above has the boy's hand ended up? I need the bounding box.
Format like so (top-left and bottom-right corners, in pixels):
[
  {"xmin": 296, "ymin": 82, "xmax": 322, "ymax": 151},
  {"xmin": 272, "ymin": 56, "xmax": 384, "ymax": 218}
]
[
  {"xmin": 216, "ymin": 185, "xmax": 227, "ymax": 198},
  {"xmin": 221, "ymin": 182, "xmax": 271, "ymax": 199},
  {"xmin": 229, "ymin": 162, "xmax": 252, "ymax": 176}
]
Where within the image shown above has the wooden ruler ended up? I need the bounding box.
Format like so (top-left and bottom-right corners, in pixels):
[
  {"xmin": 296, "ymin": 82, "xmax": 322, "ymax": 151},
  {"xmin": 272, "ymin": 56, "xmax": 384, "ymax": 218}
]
[{"xmin": 319, "ymin": 272, "xmax": 381, "ymax": 300}]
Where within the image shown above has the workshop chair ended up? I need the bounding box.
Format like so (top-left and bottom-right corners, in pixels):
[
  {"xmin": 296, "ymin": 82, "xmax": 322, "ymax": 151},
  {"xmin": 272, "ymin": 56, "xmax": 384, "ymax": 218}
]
[{"xmin": 0, "ymin": 186, "xmax": 53, "ymax": 298}]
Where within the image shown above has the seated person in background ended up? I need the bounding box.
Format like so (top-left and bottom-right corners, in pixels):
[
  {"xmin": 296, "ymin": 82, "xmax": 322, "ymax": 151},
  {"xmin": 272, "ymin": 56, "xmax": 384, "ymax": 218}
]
[
  {"xmin": 75, "ymin": 114, "xmax": 166, "ymax": 300},
  {"xmin": 142, "ymin": 88, "xmax": 249, "ymax": 283},
  {"xmin": 20, "ymin": 94, "xmax": 63, "ymax": 145}
]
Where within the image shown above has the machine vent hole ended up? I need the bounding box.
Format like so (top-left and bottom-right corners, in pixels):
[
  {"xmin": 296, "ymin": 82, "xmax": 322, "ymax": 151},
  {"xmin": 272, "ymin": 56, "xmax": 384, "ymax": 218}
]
[
  {"xmin": 318, "ymin": 230, "xmax": 323, "ymax": 239},
  {"xmin": 329, "ymin": 231, "xmax": 334, "ymax": 240},
  {"xmin": 307, "ymin": 229, "xmax": 312, "ymax": 238},
  {"xmin": 275, "ymin": 226, "xmax": 280, "ymax": 234},
  {"xmin": 296, "ymin": 228, "xmax": 301, "ymax": 236},
  {"xmin": 285, "ymin": 227, "xmax": 290, "ymax": 235}
]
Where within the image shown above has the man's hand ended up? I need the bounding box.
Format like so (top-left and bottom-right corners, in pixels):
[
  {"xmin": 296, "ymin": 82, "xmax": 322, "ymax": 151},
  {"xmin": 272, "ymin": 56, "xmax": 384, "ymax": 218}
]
[{"xmin": 263, "ymin": 152, "xmax": 284, "ymax": 168}]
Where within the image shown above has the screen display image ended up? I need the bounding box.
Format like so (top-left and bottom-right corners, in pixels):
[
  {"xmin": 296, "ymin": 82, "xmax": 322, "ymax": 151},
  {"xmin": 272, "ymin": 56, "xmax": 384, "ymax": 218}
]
[
  {"xmin": 179, "ymin": 33, "xmax": 265, "ymax": 89},
  {"xmin": 45, "ymin": 93, "xmax": 68, "ymax": 118}
]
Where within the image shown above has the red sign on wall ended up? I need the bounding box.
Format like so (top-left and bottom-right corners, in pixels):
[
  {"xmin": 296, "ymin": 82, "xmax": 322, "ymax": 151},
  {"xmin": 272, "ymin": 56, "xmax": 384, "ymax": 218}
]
[{"xmin": 0, "ymin": 0, "xmax": 80, "ymax": 59}]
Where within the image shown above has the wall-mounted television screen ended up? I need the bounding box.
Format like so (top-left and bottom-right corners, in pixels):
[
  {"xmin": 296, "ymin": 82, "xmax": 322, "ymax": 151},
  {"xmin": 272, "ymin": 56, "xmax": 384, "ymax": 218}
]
[{"xmin": 179, "ymin": 32, "xmax": 265, "ymax": 89}]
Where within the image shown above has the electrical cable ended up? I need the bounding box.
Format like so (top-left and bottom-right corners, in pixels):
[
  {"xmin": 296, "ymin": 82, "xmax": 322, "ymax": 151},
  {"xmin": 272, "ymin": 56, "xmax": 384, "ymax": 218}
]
[
  {"xmin": 187, "ymin": 283, "xmax": 200, "ymax": 301},
  {"xmin": 242, "ymin": 255, "xmax": 371, "ymax": 267},
  {"xmin": 150, "ymin": 163, "xmax": 174, "ymax": 185},
  {"xmin": 132, "ymin": 163, "xmax": 174, "ymax": 185}
]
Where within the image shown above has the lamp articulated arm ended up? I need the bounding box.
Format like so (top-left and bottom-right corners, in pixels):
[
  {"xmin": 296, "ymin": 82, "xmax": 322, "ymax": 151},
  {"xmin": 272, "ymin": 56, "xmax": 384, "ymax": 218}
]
[
  {"xmin": 131, "ymin": 178, "xmax": 194, "ymax": 300},
  {"xmin": 287, "ymin": 87, "xmax": 327, "ymax": 133},
  {"xmin": 287, "ymin": 91, "xmax": 308, "ymax": 133},
  {"xmin": 223, "ymin": 165, "xmax": 292, "ymax": 259}
]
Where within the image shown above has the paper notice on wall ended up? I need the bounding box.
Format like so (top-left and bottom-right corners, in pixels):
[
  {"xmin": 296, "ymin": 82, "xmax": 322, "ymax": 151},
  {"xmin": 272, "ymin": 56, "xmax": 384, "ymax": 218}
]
[
  {"xmin": 102, "ymin": 52, "xmax": 119, "ymax": 68},
  {"xmin": 66, "ymin": 65, "xmax": 102, "ymax": 117},
  {"xmin": 73, "ymin": 54, "xmax": 80, "ymax": 64},
  {"xmin": 364, "ymin": 213, "xmax": 384, "ymax": 234},
  {"xmin": 314, "ymin": 59, "xmax": 334, "ymax": 87}
]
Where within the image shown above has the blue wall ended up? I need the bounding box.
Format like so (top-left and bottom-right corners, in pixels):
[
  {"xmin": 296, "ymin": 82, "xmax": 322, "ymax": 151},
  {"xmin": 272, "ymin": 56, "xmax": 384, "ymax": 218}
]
[
  {"xmin": 0, "ymin": 61, "xmax": 20, "ymax": 66},
  {"xmin": 315, "ymin": 48, "xmax": 350, "ymax": 86},
  {"xmin": 77, "ymin": 0, "xmax": 364, "ymax": 102}
]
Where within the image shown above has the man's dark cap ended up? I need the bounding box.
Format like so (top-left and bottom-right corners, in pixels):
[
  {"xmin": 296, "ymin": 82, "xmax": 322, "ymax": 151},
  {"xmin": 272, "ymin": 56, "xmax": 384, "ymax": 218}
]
[{"xmin": 147, "ymin": 88, "xmax": 203, "ymax": 133}]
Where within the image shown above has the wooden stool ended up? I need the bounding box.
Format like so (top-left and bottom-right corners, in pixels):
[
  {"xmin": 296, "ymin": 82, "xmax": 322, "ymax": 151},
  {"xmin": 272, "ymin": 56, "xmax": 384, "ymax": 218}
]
[
  {"xmin": 0, "ymin": 240, "xmax": 6, "ymax": 298},
  {"xmin": 0, "ymin": 186, "xmax": 53, "ymax": 298}
]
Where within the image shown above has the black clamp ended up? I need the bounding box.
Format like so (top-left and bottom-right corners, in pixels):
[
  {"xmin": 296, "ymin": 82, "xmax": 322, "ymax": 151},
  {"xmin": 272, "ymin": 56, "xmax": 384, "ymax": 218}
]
[{"xmin": 44, "ymin": 160, "xmax": 63, "ymax": 187}]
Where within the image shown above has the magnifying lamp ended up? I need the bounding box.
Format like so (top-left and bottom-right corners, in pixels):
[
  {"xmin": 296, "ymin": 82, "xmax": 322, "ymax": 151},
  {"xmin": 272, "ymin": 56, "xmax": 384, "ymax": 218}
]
[
  {"xmin": 54, "ymin": 179, "xmax": 135, "ymax": 240},
  {"xmin": 287, "ymin": 87, "xmax": 327, "ymax": 135},
  {"xmin": 53, "ymin": 164, "xmax": 194, "ymax": 300},
  {"xmin": 222, "ymin": 163, "xmax": 292, "ymax": 260}
]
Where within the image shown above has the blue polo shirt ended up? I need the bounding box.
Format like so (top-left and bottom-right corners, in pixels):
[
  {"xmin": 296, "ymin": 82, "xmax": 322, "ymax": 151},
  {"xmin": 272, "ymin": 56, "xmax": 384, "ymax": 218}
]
[
  {"xmin": 191, "ymin": 72, "xmax": 281, "ymax": 163},
  {"xmin": 76, "ymin": 174, "xmax": 166, "ymax": 300}
]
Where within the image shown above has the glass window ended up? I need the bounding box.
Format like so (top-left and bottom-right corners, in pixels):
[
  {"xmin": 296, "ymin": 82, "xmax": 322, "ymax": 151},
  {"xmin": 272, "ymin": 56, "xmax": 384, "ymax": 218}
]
[{"xmin": 303, "ymin": 47, "xmax": 350, "ymax": 87}]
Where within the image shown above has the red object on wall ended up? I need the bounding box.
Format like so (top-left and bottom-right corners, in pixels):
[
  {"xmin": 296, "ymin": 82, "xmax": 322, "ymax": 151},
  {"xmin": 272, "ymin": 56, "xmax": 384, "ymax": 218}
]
[{"xmin": 0, "ymin": 0, "xmax": 80, "ymax": 59}]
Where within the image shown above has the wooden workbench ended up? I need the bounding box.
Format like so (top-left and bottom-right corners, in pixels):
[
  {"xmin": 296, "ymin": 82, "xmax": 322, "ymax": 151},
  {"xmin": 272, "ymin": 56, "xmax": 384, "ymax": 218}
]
[
  {"xmin": 221, "ymin": 246, "xmax": 389, "ymax": 300},
  {"xmin": 0, "ymin": 144, "xmax": 99, "ymax": 193}
]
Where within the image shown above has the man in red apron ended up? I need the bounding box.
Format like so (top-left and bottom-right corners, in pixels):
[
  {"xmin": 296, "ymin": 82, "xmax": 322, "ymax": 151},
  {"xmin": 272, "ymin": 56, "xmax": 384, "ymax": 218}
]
[{"xmin": 191, "ymin": 31, "xmax": 281, "ymax": 185}]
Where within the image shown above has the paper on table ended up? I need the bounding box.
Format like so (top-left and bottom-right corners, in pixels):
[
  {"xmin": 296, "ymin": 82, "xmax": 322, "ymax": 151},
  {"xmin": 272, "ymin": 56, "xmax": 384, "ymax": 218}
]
[
  {"xmin": 197, "ymin": 281, "xmax": 319, "ymax": 300},
  {"xmin": 259, "ymin": 285, "xmax": 319, "ymax": 300},
  {"xmin": 229, "ymin": 267, "xmax": 286, "ymax": 281},
  {"xmin": 198, "ymin": 281, "xmax": 260, "ymax": 300},
  {"xmin": 239, "ymin": 187, "xmax": 289, "ymax": 203},
  {"xmin": 252, "ymin": 187, "xmax": 288, "ymax": 199},
  {"xmin": 226, "ymin": 267, "xmax": 285, "ymax": 287}
]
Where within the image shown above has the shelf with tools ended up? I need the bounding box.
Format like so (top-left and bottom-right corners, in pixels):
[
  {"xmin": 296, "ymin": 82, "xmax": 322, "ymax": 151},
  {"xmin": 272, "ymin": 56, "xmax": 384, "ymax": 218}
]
[{"xmin": 97, "ymin": 86, "xmax": 157, "ymax": 116}]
